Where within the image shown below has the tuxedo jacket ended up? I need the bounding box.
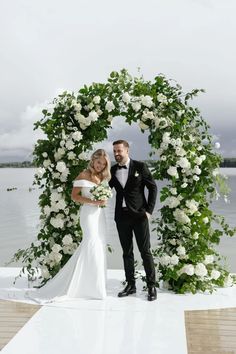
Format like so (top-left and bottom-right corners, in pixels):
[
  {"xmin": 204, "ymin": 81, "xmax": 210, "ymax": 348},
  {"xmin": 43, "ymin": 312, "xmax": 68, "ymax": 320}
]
[{"xmin": 109, "ymin": 159, "xmax": 157, "ymax": 221}]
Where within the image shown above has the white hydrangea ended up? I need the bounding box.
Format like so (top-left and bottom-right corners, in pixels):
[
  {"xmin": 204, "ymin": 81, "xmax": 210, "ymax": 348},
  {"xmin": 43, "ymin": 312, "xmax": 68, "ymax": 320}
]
[
  {"xmin": 173, "ymin": 209, "xmax": 191, "ymax": 224},
  {"xmin": 88, "ymin": 111, "xmax": 99, "ymax": 122},
  {"xmin": 56, "ymin": 161, "xmax": 67, "ymax": 173},
  {"xmin": 65, "ymin": 139, "xmax": 75, "ymax": 150},
  {"xmin": 195, "ymin": 263, "xmax": 208, "ymax": 277}
]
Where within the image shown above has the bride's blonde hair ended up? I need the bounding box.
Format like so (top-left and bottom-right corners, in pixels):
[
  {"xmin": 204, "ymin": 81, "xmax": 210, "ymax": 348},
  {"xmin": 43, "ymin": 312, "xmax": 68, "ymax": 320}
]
[{"xmin": 88, "ymin": 149, "xmax": 111, "ymax": 181}]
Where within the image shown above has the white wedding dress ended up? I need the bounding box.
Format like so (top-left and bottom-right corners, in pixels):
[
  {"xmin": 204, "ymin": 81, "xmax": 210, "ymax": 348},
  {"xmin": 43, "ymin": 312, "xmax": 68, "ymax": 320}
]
[{"xmin": 26, "ymin": 179, "xmax": 107, "ymax": 303}]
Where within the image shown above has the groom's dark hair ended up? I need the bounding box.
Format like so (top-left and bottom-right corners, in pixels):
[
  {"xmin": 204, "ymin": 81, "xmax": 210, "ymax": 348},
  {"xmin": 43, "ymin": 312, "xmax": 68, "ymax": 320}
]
[{"xmin": 113, "ymin": 140, "xmax": 129, "ymax": 148}]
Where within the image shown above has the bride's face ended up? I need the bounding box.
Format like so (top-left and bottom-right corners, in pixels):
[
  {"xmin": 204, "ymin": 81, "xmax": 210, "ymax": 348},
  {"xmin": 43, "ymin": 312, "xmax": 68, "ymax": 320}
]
[{"xmin": 93, "ymin": 157, "xmax": 107, "ymax": 173}]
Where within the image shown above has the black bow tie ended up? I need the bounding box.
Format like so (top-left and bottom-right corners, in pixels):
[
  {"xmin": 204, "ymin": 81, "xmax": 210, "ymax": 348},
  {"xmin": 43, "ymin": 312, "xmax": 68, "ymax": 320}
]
[{"xmin": 118, "ymin": 165, "xmax": 127, "ymax": 169}]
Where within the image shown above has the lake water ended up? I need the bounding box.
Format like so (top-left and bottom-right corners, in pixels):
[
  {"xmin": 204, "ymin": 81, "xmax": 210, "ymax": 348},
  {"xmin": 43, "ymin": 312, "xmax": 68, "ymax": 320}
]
[{"xmin": 0, "ymin": 168, "xmax": 236, "ymax": 271}]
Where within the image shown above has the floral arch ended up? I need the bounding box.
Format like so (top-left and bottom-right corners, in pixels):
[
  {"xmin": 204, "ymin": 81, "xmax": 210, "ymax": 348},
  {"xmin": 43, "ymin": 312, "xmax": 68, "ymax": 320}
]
[{"xmin": 14, "ymin": 69, "xmax": 235, "ymax": 294}]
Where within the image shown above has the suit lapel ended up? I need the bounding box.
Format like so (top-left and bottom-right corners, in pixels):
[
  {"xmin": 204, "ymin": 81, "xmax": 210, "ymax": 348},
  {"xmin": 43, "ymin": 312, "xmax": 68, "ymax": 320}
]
[{"xmin": 124, "ymin": 159, "xmax": 135, "ymax": 189}]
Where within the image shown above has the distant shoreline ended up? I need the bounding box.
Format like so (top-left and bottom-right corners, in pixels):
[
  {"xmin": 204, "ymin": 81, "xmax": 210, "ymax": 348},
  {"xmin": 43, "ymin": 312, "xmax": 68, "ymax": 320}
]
[{"xmin": 1, "ymin": 158, "xmax": 236, "ymax": 168}]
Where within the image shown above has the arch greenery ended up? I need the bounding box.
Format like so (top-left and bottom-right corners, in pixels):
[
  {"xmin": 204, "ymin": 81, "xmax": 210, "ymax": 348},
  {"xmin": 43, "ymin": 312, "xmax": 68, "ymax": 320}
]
[{"xmin": 13, "ymin": 69, "xmax": 236, "ymax": 294}]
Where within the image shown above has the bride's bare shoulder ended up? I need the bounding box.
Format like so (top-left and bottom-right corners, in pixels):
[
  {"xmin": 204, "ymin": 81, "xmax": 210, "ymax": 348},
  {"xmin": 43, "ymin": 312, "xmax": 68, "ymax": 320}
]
[{"xmin": 75, "ymin": 170, "xmax": 91, "ymax": 181}]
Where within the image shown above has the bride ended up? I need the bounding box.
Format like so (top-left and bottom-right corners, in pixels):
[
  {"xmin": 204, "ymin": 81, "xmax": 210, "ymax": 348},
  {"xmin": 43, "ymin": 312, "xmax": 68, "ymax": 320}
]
[{"xmin": 27, "ymin": 149, "xmax": 111, "ymax": 302}]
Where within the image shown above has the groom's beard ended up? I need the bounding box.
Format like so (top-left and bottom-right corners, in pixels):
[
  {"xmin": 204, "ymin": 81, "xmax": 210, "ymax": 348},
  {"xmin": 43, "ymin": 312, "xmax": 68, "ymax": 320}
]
[{"xmin": 114, "ymin": 155, "xmax": 127, "ymax": 164}]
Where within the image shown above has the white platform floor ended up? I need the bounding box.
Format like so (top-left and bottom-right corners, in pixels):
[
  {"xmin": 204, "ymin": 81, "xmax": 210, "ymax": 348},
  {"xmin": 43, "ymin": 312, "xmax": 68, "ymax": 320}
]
[{"xmin": 1, "ymin": 268, "xmax": 236, "ymax": 354}]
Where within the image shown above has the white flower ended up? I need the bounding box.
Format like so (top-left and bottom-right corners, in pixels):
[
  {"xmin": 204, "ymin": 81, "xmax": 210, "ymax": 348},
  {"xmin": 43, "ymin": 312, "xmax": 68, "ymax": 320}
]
[
  {"xmin": 131, "ymin": 101, "xmax": 141, "ymax": 112},
  {"xmin": 173, "ymin": 209, "xmax": 191, "ymax": 224},
  {"xmin": 57, "ymin": 187, "xmax": 63, "ymax": 192},
  {"xmin": 224, "ymin": 275, "xmax": 233, "ymax": 287},
  {"xmin": 36, "ymin": 167, "xmax": 45, "ymax": 178},
  {"xmin": 105, "ymin": 101, "xmax": 115, "ymax": 112},
  {"xmin": 175, "ymin": 147, "xmax": 186, "ymax": 156},
  {"xmin": 193, "ymin": 166, "xmax": 201, "ymax": 175},
  {"xmin": 214, "ymin": 142, "xmax": 220, "ymax": 149},
  {"xmin": 195, "ymin": 263, "xmax": 208, "ymax": 277},
  {"xmin": 122, "ymin": 92, "xmax": 131, "ymax": 104},
  {"xmin": 160, "ymin": 142, "xmax": 168, "ymax": 150},
  {"xmin": 62, "ymin": 234, "xmax": 73, "ymax": 246},
  {"xmin": 50, "ymin": 191, "xmax": 62, "ymax": 202},
  {"xmin": 175, "ymin": 138, "xmax": 183, "ymax": 147},
  {"xmin": 162, "ymin": 132, "xmax": 171, "ymax": 144},
  {"xmin": 186, "ymin": 199, "xmax": 199, "ymax": 214},
  {"xmin": 93, "ymin": 96, "xmax": 101, "ymax": 104},
  {"xmin": 56, "ymin": 199, "xmax": 67, "ymax": 210},
  {"xmin": 54, "ymin": 148, "xmax": 65, "ymax": 161},
  {"xmin": 204, "ymin": 255, "xmax": 214, "ymax": 265},
  {"xmin": 157, "ymin": 93, "xmax": 168, "ymax": 104},
  {"xmin": 43, "ymin": 205, "xmax": 51, "ymax": 216},
  {"xmin": 161, "ymin": 155, "xmax": 167, "ymax": 161},
  {"xmin": 42, "ymin": 152, "xmax": 48, "ymax": 158},
  {"xmin": 170, "ymin": 254, "xmax": 179, "ymax": 265},
  {"xmin": 52, "ymin": 244, "xmax": 62, "ymax": 253},
  {"xmin": 159, "ymin": 118, "xmax": 168, "ymax": 129},
  {"xmin": 193, "ymin": 232, "xmax": 199, "ymax": 240},
  {"xmin": 181, "ymin": 264, "xmax": 195, "ymax": 276},
  {"xmin": 141, "ymin": 95, "xmax": 153, "ymax": 108},
  {"xmin": 43, "ymin": 159, "xmax": 51, "ymax": 168},
  {"xmin": 56, "ymin": 161, "xmax": 67, "ymax": 173},
  {"xmin": 88, "ymin": 111, "xmax": 99, "ymax": 122},
  {"xmin": 41, "ymin": 267, "xmax": 51, "ymax": 279},
  {"xmin": 160, "ymin": 255, "xmax": 171, "ymax": 266},
  {"xmin": 165, "ymin": 196, "xmax": 180, "ymax": 209},
  {"xmin": 210, "ymin": 269, "xmax": 221, "ymax": 280},
  {"xmin": 177, "ymin": 157, "xmax": 191, "ymax": 169},
  {"xmin": 203, "ymin": 217, "xmax": 209, "ymax": 224},
  {"xmin": 68, "ymin": 152, "xmax": 76, "ymax": 160},
  {"xmin": 181, "ymin": 183, "xmax": 188, "ymax": 188},
  {"xmin": 50, "ymin": 215, "xmax": 64, "ymax": 229},
  {"xmin": 167, "ymin": 166, "xmax": 178, "ymax": 178},
  {"xmin": 65, "ymin": 139, "xmax": 75, "ymax": 150},
  {"xmin": 72, "ymin": 131, "xmax": 83, "ymax": 142},
  {"xmin": 169, "ymin": 238, "xmax": 177, "ymax": 245},
  {"xmin": 197, "ymin": 145, "xmax": 203, "ymax": 151},
  {"xmin": 142, "ymin": 110, "xmax": 155, "ymax": 121},
  {"xmin": 193, "ymin": 175, "xmax": 200, "ymax": 181},
  {"xmin": 74, "ymin": 103, "xmax": 82, "ymax": 112},
  {"xmin": 170, "ymin": 188, "xmax": 177, "ymax": 195},
  {"xmin": 177, "ymin": 246, "xmax": 186, "ymax": 256},
  {"xmin": 139, "ymin": 121, "xmax": 149, "ymax": 130}
]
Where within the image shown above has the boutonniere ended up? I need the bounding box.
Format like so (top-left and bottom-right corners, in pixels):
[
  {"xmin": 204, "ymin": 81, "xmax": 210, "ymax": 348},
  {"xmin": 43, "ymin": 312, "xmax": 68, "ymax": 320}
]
[{"xmin": 134, "ymin": 171, "xmax": 139, "ymax": 177}]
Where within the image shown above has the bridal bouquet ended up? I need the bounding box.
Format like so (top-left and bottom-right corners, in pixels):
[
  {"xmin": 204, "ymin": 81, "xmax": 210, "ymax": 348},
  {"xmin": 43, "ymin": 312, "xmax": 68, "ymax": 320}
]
[{"xmin": 90, "ymin": 181, "xmax": 113, "ymax": 207}]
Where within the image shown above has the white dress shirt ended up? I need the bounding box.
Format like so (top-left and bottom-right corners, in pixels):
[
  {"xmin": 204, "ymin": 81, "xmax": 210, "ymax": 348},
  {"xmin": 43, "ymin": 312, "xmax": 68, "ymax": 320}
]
[{"xmin": 115, "ymin": 158, "xmax": 130, "ymax": 207}]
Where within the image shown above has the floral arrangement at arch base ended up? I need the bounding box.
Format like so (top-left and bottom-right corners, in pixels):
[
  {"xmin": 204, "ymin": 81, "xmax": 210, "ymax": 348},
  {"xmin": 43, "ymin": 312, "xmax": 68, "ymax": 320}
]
[{"xmin": 12, "ymin": 69, "xmax": 236, "ymax": 294}]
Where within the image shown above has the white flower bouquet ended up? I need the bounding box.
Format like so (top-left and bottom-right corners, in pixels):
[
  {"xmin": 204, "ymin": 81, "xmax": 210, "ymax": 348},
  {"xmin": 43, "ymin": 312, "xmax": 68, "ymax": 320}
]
[{"xmin": 90, "ymin": 181, "xmax": 113, "ymax": 207}]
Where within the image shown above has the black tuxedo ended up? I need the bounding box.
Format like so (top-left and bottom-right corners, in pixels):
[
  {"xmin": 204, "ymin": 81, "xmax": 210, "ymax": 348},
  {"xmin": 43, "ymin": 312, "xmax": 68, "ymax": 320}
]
[{"xmin": 109, "ymin": 159, "xmax": 157, "ymax": 287}]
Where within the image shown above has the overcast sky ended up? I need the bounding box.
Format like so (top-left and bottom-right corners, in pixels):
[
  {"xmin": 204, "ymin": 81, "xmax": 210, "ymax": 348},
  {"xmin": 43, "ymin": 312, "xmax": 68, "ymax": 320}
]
[{"xmin": 0, "ymin": 0, "xmax": 236, "ymax": 162}]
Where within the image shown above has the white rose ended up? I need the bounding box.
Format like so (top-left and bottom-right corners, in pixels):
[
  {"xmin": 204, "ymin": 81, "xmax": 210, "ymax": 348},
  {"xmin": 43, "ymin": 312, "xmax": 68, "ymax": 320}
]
[
  {"xmin": 167, "ymin": 166, "xmax": 178, "ymax": 178},
  {"xmin": 177, "ymin": 246, "xmax": 186, "ymax": 256},
  {"xmin": 203, "ymin": 217, "xmax": 209, "ymax": 224},
  {"xmin": 193, "ymin": 166, "xmax": 201, "ymax": 175},
  {"xmin": 210, "ymin": 269, "xmax": 221, "ymax": 280},
  {"xmin": 162, "ymin": 132, "xmax": 171, "ymax": 144},
  {"xmin": 195, "ymin": 157, "xmax": 203, "ymax": 165},
  {"xmin": 181, "ymin": 264, "xmax": 195, "ymax": 276},
  {"xmin": 157, "ymin": 93, "xmax": 167, "ymax": 104},
  {"xmin": 50, "ymin": 191, "xmax": 62, "ymax": 202},
  {"xmin": 65, "ymin": 140, "xmax": 75, "ymax": 150},
  {"xmin": 74, "ymin": 103, "xmax": 82, "ymax": 112},
  {"xmin": 160, "ymin": 255, "xmax": 171, "ymax": 266},
  {"xmin": 141, "ymin": 95, "xmax": 153, "ymax": 108},
  {"xmin": 204, "ymin": 255, "xmax": 214, "ymax": 265},
  {"xmin": 170, "ymin": 254, "xmax": 179, "ymax": 265},
  {"xmin": 43, "ymin": 159, "xmax": 51, "ymax": 168},
  {"xmin": 193, "ymin": 175, "xmax": 200, "ymax": 181},
  {"xmin": 52, "ymin": 244, "xmax": 62, "ymax": 253},
  {"xmin": 56, "ymin": 199, "xmax": 67, "ymax": 210},
  {"xmin": 161, "ymin": 155, "xmax": 167, "ymax": 161},
  {"xmin": 68, "ymin": 152, "xmax": 76, "ymax": 160},
  {"xmin": 177, "ymin": 157, "xmax": 191, "ymax": 169},
  {"xmin": 36, "ymin": 167, "xmax": 45, "ymax": 178},
  {"xmin": 181, "ymin": 183, "xmax": 188, "ymax": 188},
  {"xmin": 173, "ymin": 209, "xmax": 191, "ymax": 224},
  {"xmin": 176, "ymin": 147, "xmax": 186, "ymax": 156},
  {"xmin": 192, "ymin": 232, "xmax": 199, "ymax": 240},
  {"xmin": 159, "ymin": 118, "xmax": 168, "ymax": 129},
  {"xmin": 195, "ymin": 263, "xmax": 207, "ymax": 277},
  {"xmin": 175, "ymin": 138, "xmax": 183, "ymax": 147},
  {"xmin": 72, "ymin": 131, "xmax": 83, "ymax": 142},
  {"xmin": 41, "ymin": 267, "xmax": 51, "ymax": 279},
  {"xmin": 50, "ymin": 216, "xmax": 64, "ymax": 229},
  {"xmin": 186, "ymin": 199, "xmax": 199, "ymax": 214},
  {"xmin": 43, "ymin": 205, "xmax": 51, "ymax": 216},
  {"xmin": 170, "ymin": 188, "xmax": 177, "ymax": 195},
  {"xmin": 93, "ymin": 96, "xmax": 101, "ymax": 104},
  {"xmin": 139, "ymin": 121, "xmax": 149, "ymax": 130},
  {"xmin": 122, "ymin": 92, "xmax": 131, "ymax": 104},
  {"xmin": 42, "ymin": 152, "xmax": 48, "ymax": 158},
  {"xmin": 165, "ymin": 196, "xmax": 180, "ymax": 209},
  {"xmin": 214, "ymin": 142, "xmax": 220, "ymax": 149},
  {"xmin": 62, "ymin": 234, "xmax": 73, "ymax": 246},
  {"xmin": 105, "ymin": 101, "xmax": 115, "ymax": 112},
  {"xmin": 78, "ymin": 152, "xmax": 89, "ymax": 160},
  {"xmin": 160, "ymin": 142, "xmax": 168, "ymax": 150},
  {"xmin": 131, "ymin": 101, "xmax": 141, "ymax": 112},
  {"xmin": 56, "ymin": 161, "xmax": 67, "ymax": 173},
  {"xmin": 88, "ymin": 111, "xmax": 99, "ymax": 122}
]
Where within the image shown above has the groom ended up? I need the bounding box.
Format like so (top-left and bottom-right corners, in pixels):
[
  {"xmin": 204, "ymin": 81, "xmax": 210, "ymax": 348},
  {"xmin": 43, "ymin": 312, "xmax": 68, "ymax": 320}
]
[{"xmin": 109, "ymin": 140, "xmax": 157, "ymax": 301}]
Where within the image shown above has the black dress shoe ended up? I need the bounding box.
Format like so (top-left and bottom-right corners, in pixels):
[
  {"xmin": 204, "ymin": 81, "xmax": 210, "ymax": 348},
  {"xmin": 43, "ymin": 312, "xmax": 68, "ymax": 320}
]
[
  {"xmin": 118, "ymin": 283, "xmax": 136, "ymax": 297},
  {"xmin": 147, "ymin": 287, "xmax": 157, "ymax": 301}
]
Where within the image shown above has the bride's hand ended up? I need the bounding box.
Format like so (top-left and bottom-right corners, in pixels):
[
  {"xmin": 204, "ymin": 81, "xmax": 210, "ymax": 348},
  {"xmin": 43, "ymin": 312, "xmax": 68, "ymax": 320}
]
[{"xmin": 92, "ymin": 199, "xmax": 107, "ymax": 207}]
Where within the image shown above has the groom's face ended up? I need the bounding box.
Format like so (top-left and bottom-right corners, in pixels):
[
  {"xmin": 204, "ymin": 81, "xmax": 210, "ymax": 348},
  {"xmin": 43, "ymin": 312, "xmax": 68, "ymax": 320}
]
[{"xmin": 113, "ymin": 143, "xmax": 129, "ymax": 164}]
